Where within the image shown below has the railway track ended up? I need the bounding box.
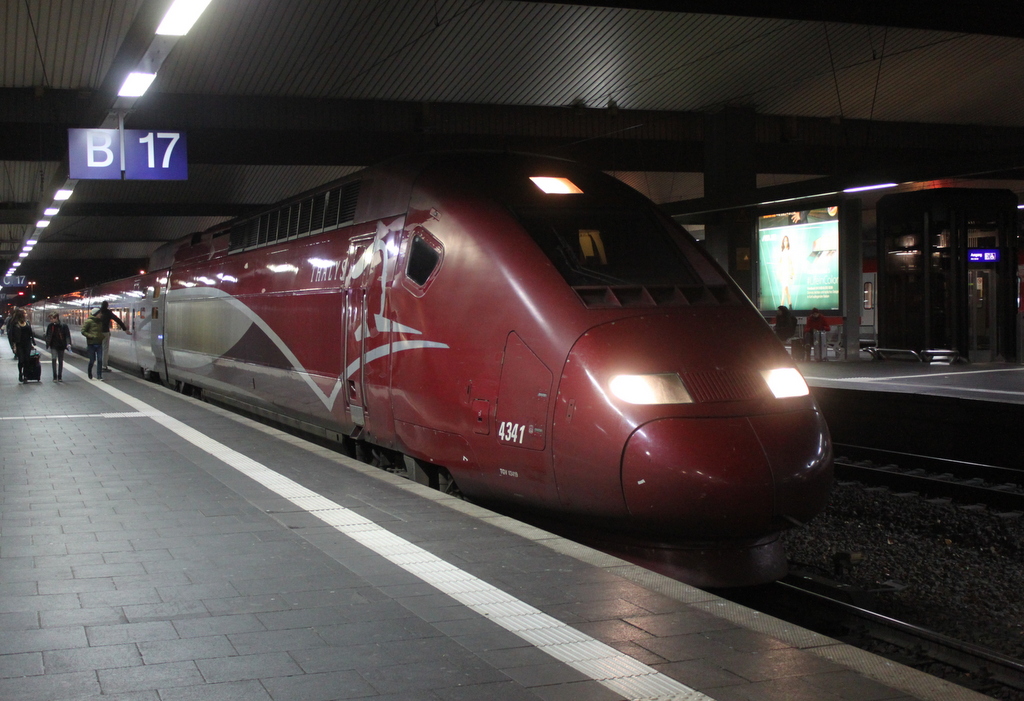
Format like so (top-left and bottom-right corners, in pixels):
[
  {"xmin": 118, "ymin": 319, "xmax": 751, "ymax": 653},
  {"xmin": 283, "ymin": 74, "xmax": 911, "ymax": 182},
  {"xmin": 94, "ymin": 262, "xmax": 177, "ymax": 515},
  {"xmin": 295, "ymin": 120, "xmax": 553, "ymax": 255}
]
[
  {"xmin": 720, "ymin": 573, "xmax": 1024, "ymax": 699},
  {"xmin": 834, "ymin": 444, "xmax": 1024, "ymax": 512}
]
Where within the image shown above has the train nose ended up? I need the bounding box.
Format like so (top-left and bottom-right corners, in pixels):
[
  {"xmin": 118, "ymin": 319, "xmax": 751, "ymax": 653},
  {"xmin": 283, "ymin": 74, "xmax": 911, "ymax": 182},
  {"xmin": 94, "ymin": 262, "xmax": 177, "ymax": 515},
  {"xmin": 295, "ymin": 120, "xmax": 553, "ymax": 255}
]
[{"xmin": 621, "ymin": 410, "xmax": 832, "ymax": 539}]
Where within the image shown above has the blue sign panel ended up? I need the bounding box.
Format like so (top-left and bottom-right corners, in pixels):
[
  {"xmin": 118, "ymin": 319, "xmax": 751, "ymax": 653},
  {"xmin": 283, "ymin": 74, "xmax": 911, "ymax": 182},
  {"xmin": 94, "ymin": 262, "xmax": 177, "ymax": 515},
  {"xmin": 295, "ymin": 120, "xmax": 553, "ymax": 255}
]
[
  {"xmin": 968, "ymin": 249, "xmax": 1000, "ymax": 263},
  {"xmin": 2, "ymin": 276, "xmax": 26, "ymax": 287},
  {"xmin": 68, "ymin": 128, "xmax": 187, "ymax": 180},
  {"xmin": 68, "ymin": 129, "xmax": 122, "ymax": 180},
  {"xmin": 124, "ymin": 130, "xmax": 188, "ymax": 180}
]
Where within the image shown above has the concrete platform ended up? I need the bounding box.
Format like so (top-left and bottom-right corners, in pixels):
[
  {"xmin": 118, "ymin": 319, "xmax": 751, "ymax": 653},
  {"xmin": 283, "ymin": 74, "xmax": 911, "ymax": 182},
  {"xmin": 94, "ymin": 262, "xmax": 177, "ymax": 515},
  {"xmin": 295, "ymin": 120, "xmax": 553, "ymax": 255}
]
[
  {"xmin": 801, "ymin": 358, "xmax": 1024, "ymax": 405},
  {"xmin": 0, "ymin": 347, "xmax": 994, "ymax": 700}
]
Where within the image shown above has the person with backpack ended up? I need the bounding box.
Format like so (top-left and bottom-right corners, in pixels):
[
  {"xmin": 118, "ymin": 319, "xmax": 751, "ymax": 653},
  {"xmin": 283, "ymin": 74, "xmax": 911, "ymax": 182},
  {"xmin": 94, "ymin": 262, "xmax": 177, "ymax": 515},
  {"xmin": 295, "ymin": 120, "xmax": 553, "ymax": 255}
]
[{"xmin": 81, "ymin": 310, "xmax": 105, "ymax": 380}]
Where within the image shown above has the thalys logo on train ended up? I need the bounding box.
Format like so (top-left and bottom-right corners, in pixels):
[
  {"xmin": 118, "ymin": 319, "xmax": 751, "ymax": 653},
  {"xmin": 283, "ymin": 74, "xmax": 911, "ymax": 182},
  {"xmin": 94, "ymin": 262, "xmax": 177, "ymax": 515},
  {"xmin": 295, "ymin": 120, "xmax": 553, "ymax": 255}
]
[{"xmin": 342, "ymin": 219, "xmax": 449, "ymax": 381}]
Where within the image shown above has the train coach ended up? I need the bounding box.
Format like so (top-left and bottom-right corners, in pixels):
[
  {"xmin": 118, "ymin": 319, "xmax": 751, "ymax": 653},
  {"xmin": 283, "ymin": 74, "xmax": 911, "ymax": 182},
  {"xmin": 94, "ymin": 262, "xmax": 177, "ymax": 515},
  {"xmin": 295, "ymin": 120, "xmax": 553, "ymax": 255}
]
[{"xmin": 31, "ymin": 152, "xmax": 833, "ymax": 587}]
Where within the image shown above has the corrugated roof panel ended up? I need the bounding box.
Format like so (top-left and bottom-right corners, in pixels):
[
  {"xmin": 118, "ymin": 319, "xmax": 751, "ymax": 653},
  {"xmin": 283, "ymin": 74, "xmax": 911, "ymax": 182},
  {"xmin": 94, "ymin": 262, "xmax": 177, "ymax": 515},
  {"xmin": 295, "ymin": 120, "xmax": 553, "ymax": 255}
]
[
  {"xmin": 2, "ymin": 161, "xmax": 62, "ymax": 202},
  {"xmin": 4, "ymin": 0, "xmax": 141, "ymax": 90}
]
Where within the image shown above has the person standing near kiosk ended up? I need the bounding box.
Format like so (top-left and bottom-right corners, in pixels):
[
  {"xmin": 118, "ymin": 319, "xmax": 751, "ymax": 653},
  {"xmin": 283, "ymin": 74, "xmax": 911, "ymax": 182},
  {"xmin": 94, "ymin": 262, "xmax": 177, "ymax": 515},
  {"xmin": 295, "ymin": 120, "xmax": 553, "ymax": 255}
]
[{"xmin": 96, "ymin": 300, "xmax": 129, "ymax": 372}]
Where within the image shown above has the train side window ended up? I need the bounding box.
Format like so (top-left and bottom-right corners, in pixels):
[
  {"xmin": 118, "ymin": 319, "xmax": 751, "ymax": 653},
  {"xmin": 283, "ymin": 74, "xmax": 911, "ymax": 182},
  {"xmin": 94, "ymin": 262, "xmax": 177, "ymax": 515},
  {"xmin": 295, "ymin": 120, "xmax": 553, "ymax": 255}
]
[{"xmin": 406, "ymin": 233, "xmax": 442, "ymax": 287}]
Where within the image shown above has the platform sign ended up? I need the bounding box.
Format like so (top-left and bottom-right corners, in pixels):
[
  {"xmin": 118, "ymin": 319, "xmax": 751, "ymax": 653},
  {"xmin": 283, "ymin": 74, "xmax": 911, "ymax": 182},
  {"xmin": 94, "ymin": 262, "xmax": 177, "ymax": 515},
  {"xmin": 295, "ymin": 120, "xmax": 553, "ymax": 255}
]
[
  {"xmin": 2, "ymin": 276, "xmax": 26, "ymax": 287},
  {"xmin": 757, "ymin": 205, "xmax": 841, "ymax": 312},
  {"xmin": 968, "ymin": 249, "xmax": 1000, "ymax": 263},
  {"xmin": 68, "ymin": 128, "xmax": 187, "ymax": 180}
]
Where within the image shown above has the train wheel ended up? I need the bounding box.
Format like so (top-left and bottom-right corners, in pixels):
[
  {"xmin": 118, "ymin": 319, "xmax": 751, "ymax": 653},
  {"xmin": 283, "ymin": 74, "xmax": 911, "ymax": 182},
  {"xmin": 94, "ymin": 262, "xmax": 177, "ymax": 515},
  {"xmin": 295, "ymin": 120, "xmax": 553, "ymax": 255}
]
[
  {"xmin": 337, "ymin": 435, "xmax": 357, "ymax": 459},
  {"xmin": 438, "ymin": 467, "xmax": 462, "ymax": 499},
  {"xmin": 354, "ymin": 440, "xmax": 373, "ymax": 464}
]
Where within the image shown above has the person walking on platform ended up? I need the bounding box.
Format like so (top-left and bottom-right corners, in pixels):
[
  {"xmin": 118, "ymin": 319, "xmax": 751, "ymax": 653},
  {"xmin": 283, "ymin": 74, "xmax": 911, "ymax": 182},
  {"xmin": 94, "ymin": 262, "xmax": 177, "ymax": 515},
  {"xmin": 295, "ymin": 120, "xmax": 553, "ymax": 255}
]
[
  {"xmin": 773, "ymin": 305, "xmax": 797, "ymax": 342},
  {"xmin": 6, "ymin": 311, "xmax": 17, "ymax": 359},
  {"xmin": 804, "ymin": 307, "xmax": 831, "ymax": 361},
  {"xmin": 9, "ymin": 309, "xmax": 36, "ymax": 383},
  {"xmin": 81, "ymin": 311, "xmax": 105, "ymax": 380},
  {"xmin": 96, "ymin": 300, "xmax": 129, "ymax": 372},
  {"xmin": 45, "ymin": 312, "xmax": 71, "ymax": 382}
]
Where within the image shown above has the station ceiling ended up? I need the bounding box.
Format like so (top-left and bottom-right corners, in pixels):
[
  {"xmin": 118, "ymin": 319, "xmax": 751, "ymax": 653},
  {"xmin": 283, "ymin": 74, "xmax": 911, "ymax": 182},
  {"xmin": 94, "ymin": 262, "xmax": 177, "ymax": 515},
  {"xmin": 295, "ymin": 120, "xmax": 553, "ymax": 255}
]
[{"xmin": 3, "ymin": 0, "xmax": 1024, "ymax": 295}]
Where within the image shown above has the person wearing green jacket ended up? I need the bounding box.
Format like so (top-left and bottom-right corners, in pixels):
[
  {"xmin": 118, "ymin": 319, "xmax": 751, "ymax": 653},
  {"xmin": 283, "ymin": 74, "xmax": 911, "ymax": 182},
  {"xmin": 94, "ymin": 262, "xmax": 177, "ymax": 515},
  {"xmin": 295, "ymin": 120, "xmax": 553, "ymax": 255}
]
[{"xmin": 80, "ymin": 311, "xmax": 105, "ymax": 379}]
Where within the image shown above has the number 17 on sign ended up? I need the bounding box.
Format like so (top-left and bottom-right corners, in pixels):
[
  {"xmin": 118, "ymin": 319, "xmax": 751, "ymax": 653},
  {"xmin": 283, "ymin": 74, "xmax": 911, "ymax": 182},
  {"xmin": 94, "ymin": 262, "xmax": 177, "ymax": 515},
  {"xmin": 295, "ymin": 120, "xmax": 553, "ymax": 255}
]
[{"xmin": 124, "ymin": 130, "xmax": 187, "ymax": 180}]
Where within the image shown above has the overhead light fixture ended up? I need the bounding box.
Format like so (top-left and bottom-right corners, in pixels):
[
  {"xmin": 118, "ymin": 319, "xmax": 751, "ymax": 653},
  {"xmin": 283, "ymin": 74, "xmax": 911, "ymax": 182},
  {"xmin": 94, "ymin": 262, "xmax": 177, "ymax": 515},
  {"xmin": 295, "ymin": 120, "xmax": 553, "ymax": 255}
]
[
  {"xmin": 118, "ymin": 72, "xmax": 157, "ymax": 97},
  {"xmin": 35, "ymin": 220, "xmax": 50, "ymax": 228},
  {"xmin": 19, "ymin": 252, "xmax": 29, "ymax": 258},
  {"xmin": 530, "ymin": 176, "xmax": 583, "ymax": 194},
  {"xmin": 54, "ymin": 189, "xmax": 74, "ymax": 201},
  {"xmin": 843, "ymin": 183, "xmax": 897, "ymax": 193},
  {"xmin": 156, "ymin": 0, "xmax": 213, "ymax": 36},
  {"xmin": 44, "ymin": 207, "xmax": 59, "ymax": 216},
  {"xmin": 26, "ymin": 239, "xmax": 37, "ymax": 245}
]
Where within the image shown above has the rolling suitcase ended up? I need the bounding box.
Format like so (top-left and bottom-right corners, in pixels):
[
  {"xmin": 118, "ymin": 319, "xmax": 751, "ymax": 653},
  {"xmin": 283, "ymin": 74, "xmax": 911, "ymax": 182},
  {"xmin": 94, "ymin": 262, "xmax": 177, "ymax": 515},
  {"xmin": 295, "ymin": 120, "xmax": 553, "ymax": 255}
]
[{"xmin": 23, "ymin": 350, "xmax": 42, "ymax": 382}]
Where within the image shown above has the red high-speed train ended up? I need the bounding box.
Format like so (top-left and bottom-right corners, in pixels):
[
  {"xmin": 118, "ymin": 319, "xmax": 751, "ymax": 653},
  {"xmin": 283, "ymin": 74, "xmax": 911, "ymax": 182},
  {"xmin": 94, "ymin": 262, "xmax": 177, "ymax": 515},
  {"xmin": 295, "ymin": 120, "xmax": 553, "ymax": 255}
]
[{"xmin": 31, "ymin": 153, "xmax": 832, "ymax": 587}]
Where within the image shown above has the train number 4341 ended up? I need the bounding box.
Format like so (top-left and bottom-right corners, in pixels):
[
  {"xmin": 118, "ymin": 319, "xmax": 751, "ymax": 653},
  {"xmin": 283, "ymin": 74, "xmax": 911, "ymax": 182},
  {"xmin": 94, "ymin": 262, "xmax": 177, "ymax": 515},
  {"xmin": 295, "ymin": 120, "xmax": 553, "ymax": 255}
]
[{"xmin": 497, "ymin": 421, "xmax": 527, "ymax": 444}]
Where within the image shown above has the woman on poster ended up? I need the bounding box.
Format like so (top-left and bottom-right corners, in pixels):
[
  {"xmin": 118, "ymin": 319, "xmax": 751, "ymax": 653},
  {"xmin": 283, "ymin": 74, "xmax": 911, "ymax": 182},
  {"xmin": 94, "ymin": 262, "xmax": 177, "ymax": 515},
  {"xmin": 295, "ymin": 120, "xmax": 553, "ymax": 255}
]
[{"xmin": 777, "ymin": 235, "xmax": 795, "ymax": 307}]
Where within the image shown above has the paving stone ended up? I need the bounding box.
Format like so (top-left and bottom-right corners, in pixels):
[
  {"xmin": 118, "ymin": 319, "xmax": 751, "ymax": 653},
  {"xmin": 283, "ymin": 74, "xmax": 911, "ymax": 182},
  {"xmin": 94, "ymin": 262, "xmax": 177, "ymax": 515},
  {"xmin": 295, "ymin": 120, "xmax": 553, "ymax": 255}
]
[
  {"xmin": 138, "ymin": 635, "xmax": 237, "ymax": 664},
  {"xmin": 196, "ymin": 651, "xmax": 302, "ymax": 683},
  {"xmin": 86, "ymin": 620, "xmax": 180, "ymax": 646},
  {"xmin": 259, "ymin": 669, "xmax": 377, "ymax": 701},
  {"xmin": 0, "ymin": 669, "xmax": 101, "ymax": 700},
  {"xmin": 43, "ymin": 643, "xmax": 143, "ymax": 673},
  {"xmin": 0, "ymin": 625, "xmax": 88, "ymax": 654},
  {"xmin": 97, "ymin": 660, "xmax": 204, "ymax": 694},
  {"xmin": 0, "ymin": 651, "xmax": 44, "ymax": 678}
]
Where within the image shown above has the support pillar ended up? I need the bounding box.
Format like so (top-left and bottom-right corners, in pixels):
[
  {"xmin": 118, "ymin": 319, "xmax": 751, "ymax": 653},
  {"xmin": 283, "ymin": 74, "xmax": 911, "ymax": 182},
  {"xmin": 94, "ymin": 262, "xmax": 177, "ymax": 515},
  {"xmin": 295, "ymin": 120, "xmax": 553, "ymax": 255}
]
[
  {"xmin": 841, "ymin": 199, "xmax": 863, "ymax": 359},
  {"xmin": 703, "ymin": 107, "xmax": 757, "ymax": 296}
]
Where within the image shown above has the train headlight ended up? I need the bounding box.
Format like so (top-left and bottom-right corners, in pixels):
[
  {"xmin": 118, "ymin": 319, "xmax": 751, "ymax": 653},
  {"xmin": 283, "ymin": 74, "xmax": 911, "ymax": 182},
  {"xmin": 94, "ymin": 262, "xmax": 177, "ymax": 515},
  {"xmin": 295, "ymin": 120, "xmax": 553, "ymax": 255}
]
[
  {"xmin": 761, "ymin": 368, "xmax": 809, "ymax": 398},
  {"xmin": 609, "ymin": 373, "xmax": 693, "ymax": 405}
]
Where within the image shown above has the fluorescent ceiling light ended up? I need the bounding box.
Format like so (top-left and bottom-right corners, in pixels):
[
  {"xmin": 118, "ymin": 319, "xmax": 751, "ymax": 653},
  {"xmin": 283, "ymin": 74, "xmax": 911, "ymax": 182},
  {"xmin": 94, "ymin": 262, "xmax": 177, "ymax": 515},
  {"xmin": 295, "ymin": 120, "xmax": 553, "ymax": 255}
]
[
  {"xmin": 44, "ymin": 208, "xmax": 59, "ymax": 216},
  {"xmin": 35, "ymin": 220, "xmax": 50, "ymax": 228},
  {"xmin": 530, "ymin": 176, "xmax": 583, "ymax": 194},
  {"xmin": 156, "ymin": 0, "xmax": 213, "ymax": 36},
  {"xmin": 54, "ymin": 189, "xmax": 74, "ymax": 200},
  {"xmin": 118, "ymin": 72, "xmax": 157, "ymax": 97},
  {"xmin": 19, "ymin": 252, "xmax": 29, "ymax": 258},
  {"xmin": 26, "ymin": 239, "xmax": 37, "ymax": 245},
  {"xmin": 843, "ymin": 183, "xmax": 897, "ymax": 193}
]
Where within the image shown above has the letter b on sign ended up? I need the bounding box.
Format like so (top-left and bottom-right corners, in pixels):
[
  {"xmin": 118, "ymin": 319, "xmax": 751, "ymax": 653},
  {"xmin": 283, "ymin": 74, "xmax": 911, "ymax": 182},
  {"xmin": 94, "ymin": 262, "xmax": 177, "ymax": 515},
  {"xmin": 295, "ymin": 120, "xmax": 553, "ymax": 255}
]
[{"xmin": 68, "ymin": 129, "xmax": 122, "ymax": 179}]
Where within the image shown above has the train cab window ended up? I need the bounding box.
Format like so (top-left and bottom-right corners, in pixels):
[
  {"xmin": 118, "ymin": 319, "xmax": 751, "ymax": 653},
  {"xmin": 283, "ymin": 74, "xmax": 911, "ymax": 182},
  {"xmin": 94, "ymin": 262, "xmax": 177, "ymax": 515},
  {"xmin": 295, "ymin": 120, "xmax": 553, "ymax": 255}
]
[
  {"xmin": 514, "ymin": 207, "xmax": 725, "ymax": 288},
  {"xmin": 578, "ymin": 230, "xmax": 607, "ymax": 265},
  {"xmin": 406, "ymin": 233, "xmax": 442, "ymax": 287}
]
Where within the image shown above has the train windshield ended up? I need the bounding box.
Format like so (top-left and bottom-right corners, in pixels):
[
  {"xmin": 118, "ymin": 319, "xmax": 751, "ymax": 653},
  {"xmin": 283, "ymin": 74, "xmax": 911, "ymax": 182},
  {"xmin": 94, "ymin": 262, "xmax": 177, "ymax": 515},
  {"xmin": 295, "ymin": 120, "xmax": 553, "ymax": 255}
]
[{"xmin": 514, "ymin": 207, "xmax": 726, "ymax": 288}]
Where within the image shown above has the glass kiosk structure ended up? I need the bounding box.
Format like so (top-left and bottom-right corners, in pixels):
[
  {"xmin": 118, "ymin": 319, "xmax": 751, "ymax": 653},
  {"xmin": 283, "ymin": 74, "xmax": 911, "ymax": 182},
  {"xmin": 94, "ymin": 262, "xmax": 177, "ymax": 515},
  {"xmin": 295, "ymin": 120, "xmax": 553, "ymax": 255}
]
[{"xmin": 877, "ymin": 189, "xmax": 1018, "ymax": 362}]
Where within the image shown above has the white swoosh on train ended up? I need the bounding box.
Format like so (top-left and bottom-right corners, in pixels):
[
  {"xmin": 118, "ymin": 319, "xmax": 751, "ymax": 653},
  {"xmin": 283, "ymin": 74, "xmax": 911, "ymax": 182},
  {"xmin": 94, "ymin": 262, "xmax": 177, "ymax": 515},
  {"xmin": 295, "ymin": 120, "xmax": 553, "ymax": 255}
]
[{"xmin": 170, "ymin": 288, "xmax": 448, "ymax": 412}]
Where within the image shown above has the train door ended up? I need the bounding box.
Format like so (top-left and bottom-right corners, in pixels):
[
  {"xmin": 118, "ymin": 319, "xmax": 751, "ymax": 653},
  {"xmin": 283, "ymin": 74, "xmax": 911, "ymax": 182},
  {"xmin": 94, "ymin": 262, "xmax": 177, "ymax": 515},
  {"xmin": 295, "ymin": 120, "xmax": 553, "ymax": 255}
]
[
  {"xmin": 343, "ymin": 235, "xmax": 375, "ymax": 428},
  {"xmin": 343, "ymin": 286, "xmax": 367, "ymax": 426},
  {"xmin": 968, "ymin": 268, "xmax": 997, "ymax": 361},
  {"xmin": 861, "ymin": 272, "xmax": 876, "ymax": 346}
]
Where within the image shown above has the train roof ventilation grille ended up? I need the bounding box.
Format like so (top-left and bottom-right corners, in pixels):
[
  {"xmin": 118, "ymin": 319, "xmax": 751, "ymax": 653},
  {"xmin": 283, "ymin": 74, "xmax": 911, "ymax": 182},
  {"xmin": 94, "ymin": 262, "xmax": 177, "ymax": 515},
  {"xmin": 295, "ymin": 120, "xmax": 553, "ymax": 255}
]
[
  {"xmin": 682, "ymin": 370, "xmax": 769, "ymax": 403},
  {"xmin": 573, "ymin": 284, "xmax": 739, "ymax": 309},
  {"xmin": 228, "ymin": 180, "xmax": 362, "ymax": 253}
]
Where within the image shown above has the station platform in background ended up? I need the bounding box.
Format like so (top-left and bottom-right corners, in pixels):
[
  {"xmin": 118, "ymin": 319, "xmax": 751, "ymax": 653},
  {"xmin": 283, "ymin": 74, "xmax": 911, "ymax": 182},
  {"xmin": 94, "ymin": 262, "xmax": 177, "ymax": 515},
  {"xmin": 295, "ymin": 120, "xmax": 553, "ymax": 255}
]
[
  {"xmin": 0, "ymin": 347, "xmax": 990, "ymax": 701},
  {"xmin": 801, "ymin": 357, "xmax": 1024, "ymax": 406}
]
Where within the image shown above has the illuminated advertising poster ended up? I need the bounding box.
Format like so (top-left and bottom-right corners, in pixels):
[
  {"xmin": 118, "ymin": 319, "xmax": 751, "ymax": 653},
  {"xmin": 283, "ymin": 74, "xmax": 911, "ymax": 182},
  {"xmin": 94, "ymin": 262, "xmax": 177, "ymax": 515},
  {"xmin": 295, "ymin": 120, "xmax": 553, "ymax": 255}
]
[{"xmin": 757, "ymin": 206, "xmax": 840, "ymax": 311}]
